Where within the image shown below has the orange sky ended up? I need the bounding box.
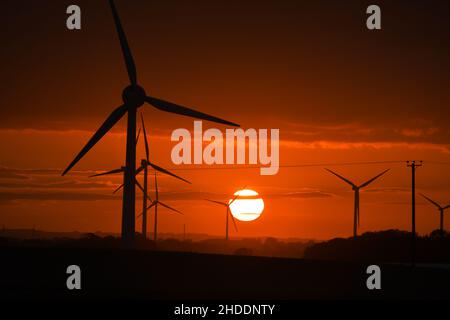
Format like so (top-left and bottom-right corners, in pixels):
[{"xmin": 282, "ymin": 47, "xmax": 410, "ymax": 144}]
[{"xmin": 0, "ymin": 0, "xmax": 449, "ymax": 239}]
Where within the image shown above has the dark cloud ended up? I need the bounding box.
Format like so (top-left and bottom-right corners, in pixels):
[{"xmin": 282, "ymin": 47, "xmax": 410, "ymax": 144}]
[
  {"xmin": 265, "ymin": 191, "xmax": 334, "ymax": 199},
  {"xmin": 0, "ymin": 192, "xmax": 119, "ymax": 203},
  {"xmin": 150, "ymin": 191, "xmax": 228, "ymax": 201},
  {"xmin": 0, "ymin": 167, "xmax": 119, "ymax": 204},
  {"xmin": 364, "ymin": 187, "xmax": 410, "ymax": 194},
  {"xmin": 0, "ymin": 170, "xmax": 29, "ymax": 180},
  {"xmin": 0, "ymin": 180, "xmax": 112, "ymax": 190},
  {"xmin": 284, "ymin": 122, "xmax": 450, "ymax": 145},
  {"xmin": 0, "ymin": 0, "xmax": 449, "ymax": 137},
  {"xmin": 152, "ymin": 190, "xmax": 335, "ymax": 201},
  {"xmin": 0, "ymin": 167, "xmax": 96, "ymax": 177},
  {"xmin": 0, "ymin": 167, "xmax": 114, "ymax": 190}
]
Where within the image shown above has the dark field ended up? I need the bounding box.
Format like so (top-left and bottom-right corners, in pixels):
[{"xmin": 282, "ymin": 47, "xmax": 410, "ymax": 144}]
[{"xmin": 1, "ymin": 246, "xmax": 450, "ymax": 300}]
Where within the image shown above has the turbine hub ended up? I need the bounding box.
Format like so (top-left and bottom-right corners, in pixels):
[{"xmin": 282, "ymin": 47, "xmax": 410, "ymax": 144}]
[
  {"xmin": 141, "ymin": 159, "xmax": 147, "ymax": 167},
  {"xmin": 122, "ymin": 85, "xmax": 146, "ymax": 107}
]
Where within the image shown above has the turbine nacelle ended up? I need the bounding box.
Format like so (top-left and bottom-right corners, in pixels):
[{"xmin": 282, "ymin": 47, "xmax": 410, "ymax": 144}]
[{"xmin": 122, "ymin": 85, "xmax": 146, "ymax": 107}]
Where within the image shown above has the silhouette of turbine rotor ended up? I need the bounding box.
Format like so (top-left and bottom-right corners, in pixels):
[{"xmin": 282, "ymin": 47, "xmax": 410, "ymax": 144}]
[{"xmin": 62, "ymin": 0, "xmax": 239, "ymax": 244}]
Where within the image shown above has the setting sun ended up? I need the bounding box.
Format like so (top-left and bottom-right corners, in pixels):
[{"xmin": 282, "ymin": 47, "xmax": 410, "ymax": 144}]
[{"xmin": 229, "ymin": 189, "xmax": 265, "ymax": 222}]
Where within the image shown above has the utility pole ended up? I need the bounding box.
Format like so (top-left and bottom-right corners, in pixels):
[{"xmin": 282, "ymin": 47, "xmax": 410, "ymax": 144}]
[{"xmin": 407, "ymin": 160, "xmax": 422, "ymax": 267}]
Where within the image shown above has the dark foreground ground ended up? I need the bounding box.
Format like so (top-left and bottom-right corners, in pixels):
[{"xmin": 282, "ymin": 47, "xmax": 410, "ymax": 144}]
[{"xmin": 1, "ymin": 246, "xmax": 450, "ymax": 300}]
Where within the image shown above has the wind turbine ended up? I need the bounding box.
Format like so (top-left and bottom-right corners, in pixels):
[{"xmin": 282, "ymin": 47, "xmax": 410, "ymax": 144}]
[
  {"xmin": 325, "ymin": 168, "xmax": 390, "ymax": 238},
  {"xmin": 205, "ymin": 188, "xmax": 245, "ymax": 240},
  {"xmin": 90, "ymin": 157, "xmax": 189, "ymax": 238},
  {"xmin": 139, "ymin": 172, "xmax": 183, "ymax": 241},
  {"xmin": 139, "ymin": 113, "xmax": 150, "ymax": 239},
  {"xmin": 420, "ymin": 194, "xmax": 450, "ymax": 233},
  {"xmin": 89, "ymin": 166, "xmax": 154, "ymax": 203},
  {"xmin": 135, "ymin": 112, "xmax": 190, "ymax": 238},
  {"xmin": 61, "ymin": 0, "xmax": 239, "ymax": 246}
]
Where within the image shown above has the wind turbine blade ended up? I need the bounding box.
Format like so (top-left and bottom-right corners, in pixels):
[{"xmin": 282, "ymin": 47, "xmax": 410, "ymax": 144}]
[
  {"xmin": 146, "ymin": 201, "xmax": 157, "ymax": 210},
  {"xmin": 135, "ymin": 127, "xmax": 141, "ymax": 146},
  {"xmin": 420, "ymin": 193, "xmax": 442, "ymax": 209},
  {"xmin": 443, "ymin": 204, "xmax": 450, "ymax": 210},
  {"xmin": 325, "ymin": 169, "xmax": 356, "ymax": 188},
  {"xmin": 158, "ymin": 201, "xmax": 183, "ymax": 215},
  {"xmin": 359, "ymin": 169, "xmax": 390, "ymax": 188},
  {"xmin": 228, "ymin": 207, "xmax": 238, "ymax": 232},
  {"xmin": 135, "ymin": 165, "xmax": 144, "ymax": 176},
  {"xmin": 108, "ymin": 0, "xmax": 137, "ymax": 85},
  {"xmin": 89, "ymin": 167, "xmax": 124, "ymax": 177},
  {"xmin": 62, "ymin": 104, "xmax": 128, "ymax": 176},
  {"xmin": 205, "ymin": 199, "xmax": 228, "ymax": 207},
  {"xmin": 113, "ymin": 183, "xmax": 124, "ymax": 194},
  {"xmin": 135, "ymin": 179, "xmax": 153, "ymax": 202},
  {"xmin": 135, "ymin": 179, "xmax": 145, "ymax": 193},
  {"xmin": 148, "ymin": 161, "xmax": 191, "ymax": 184},
  {"xmin": 145, "ymin": 96, "xmax": 239, "ymax": 127},
  {"xmin": 141, "ymin": 113, "xmax": 150, "ymax": 162},
  {"xmin": 229, "ymin": 185, "xmax": 247, "ymax": 205}
]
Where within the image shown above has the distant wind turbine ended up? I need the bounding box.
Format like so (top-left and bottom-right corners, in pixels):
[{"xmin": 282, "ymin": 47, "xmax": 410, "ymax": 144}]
[
  {"xmin": 139, "ymin": 173, "xmax": 183, "ymax": 241},
  {"xmin": 325, "ymin": 169, "xmax": 390, "ymax": 237},
  {"xmin": 89, "ymin": 166, "xmax": 153, "ymax": 204},
  {"xmin": 420, "ymin": 194, "xmax": 449, "ymax": 233},
  {"xmin": 90, "ymin": 158, "xmax": 188, "ymax": 239},
  {"xmin": 61, "ymin": 0, "xmax": 237, "ymax": 246},
  {"xmin": 138, "ymin": 113, "xmax": 150, "ymax": 239},
  {"xmin": 134, "ymin": 113, "xmax": 189, "ymax": 238},
  {"xmin": 205, "ymin": 188, "xmax": 246, "ymax": 240}
]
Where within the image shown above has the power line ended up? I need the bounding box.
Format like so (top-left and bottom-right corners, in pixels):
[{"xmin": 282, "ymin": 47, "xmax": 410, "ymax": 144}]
[
  {"xmin": 280, "ymin": 160, "xmax": 405, "ymax": 168},
  {"xmin": 425, "ymin": 161, "xmax": 450, "ymax": 166},
  {"xmin": 164, "ymin": 160, "xmax": 407, "ymax": 171},
  {"xmin": 86, "ymin": 159, "xmax": 450, "ymax": 174}
]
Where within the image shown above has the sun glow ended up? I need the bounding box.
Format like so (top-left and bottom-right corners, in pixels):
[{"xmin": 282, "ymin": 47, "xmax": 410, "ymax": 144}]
[{"xmin": 229, "ymin": 189, "xmax": 264, "ymax": 222}]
